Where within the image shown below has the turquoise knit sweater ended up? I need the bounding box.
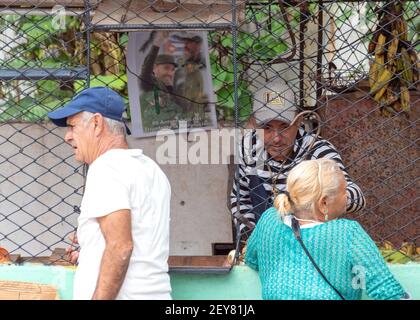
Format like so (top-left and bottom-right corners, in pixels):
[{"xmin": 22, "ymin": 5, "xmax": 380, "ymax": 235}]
[{"xmin": 245, "ymin": 207, "xmax": 406, "ymax": 300}]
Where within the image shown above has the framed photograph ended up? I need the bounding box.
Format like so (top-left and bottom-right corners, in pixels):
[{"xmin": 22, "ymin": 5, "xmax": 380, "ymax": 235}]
[{"xmin": 127, "ymin": 31, "xmax": 217, "ymax": 137}]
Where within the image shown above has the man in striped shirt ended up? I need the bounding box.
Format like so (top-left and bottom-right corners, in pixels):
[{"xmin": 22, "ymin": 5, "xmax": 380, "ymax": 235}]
[{"xmin": 230, "ymin": 80, "xmax": 365, "ymax": 244}]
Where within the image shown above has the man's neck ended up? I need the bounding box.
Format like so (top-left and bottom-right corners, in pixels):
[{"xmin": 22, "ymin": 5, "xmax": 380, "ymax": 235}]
[
  {"xmin": 269, "ymin": 148, "xmax": 293, "ymax": 163},
  {"xmin": 91, "ymin": 136, "xmax": 128, "ymax": 164}
]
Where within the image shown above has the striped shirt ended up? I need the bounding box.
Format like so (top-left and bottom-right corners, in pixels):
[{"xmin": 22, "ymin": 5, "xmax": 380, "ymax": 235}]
[{"xmin": 230, "ymin": 128, "xmax": 366, "ymax": 242}]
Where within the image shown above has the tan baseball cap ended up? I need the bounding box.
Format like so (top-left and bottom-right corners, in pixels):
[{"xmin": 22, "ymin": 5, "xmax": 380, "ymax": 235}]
[{"xmin": 252, "ymin": 79, "xmax": 297, "ymax": 125}]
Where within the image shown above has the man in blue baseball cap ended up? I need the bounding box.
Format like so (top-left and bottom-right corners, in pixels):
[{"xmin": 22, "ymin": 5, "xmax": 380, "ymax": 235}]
[
  {"xmin": 48, "ymin": 86, "xmax": 131, "ymax": 163},
  {"xmin": 48, "ymin": 86, "xmax": 172, "ymax": 300}
]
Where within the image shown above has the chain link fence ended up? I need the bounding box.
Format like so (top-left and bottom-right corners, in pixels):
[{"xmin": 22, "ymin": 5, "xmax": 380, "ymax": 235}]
[{"xmin": 0, "ymin": 0, "xmax": 418, "ymax": 265}]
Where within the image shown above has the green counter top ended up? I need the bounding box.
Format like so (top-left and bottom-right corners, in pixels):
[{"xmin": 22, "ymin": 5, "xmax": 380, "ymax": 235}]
[{"xmin": 1, "ymin": 263, "xmax": 419, "ymax": 300}]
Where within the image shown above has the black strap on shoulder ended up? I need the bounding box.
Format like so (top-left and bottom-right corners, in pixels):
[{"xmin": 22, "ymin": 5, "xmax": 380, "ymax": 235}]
[
  {"xmin": 248, "ymin": 175, "xmax": 272, "ymax": 223},
  {"xmin": 291, "ymin": 217, "xmax": 346, "ymax": 300}
]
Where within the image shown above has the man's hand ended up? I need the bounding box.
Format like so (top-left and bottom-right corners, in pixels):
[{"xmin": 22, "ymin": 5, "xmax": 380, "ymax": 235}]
[
  {"xmin": 153, "ymin": 31, "xmax": 170, "ymax": 47},
  {"xmin": 66, "ymin": 232, "xmax": 79, "ymax": 265},
  {"xmin": 91, "ymin": 209, "xmax": 133, "ymax": 300}
]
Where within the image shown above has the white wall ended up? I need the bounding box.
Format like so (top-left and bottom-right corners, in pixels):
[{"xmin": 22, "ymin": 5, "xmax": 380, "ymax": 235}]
[
  {"xmin": 0, "ymin": 123, "xmax": 233, "ymax": 257},
  {"xmin": 128, "ymin": 131, "xmax": 234, "ymax": 255}
]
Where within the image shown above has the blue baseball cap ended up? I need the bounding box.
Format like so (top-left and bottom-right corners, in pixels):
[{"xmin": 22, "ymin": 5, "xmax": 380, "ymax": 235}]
[{"xmin": 48, "ymin": 87, "xmax": 130, "ymax": 134}]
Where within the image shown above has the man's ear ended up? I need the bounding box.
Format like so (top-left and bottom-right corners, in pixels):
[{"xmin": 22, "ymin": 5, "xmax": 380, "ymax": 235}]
[{"xmin": 93, "ymin": 113, "xmax": 104, "ymax": 136}]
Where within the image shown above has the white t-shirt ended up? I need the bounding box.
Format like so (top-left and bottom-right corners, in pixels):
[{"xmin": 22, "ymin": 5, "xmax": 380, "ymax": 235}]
[{"xmin": 73, "ymin": 149, "xmax": 172, "ymax": 300}]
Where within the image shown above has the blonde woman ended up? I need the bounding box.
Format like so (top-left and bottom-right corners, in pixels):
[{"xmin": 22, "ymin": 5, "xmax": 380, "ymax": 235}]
[{"xmin": 245, "ymin": 159, "xmax": 407, "ymax": 300}]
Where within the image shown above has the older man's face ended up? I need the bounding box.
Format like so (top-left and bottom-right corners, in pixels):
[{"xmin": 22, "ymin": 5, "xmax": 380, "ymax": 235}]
[
  {"xmin": 262, "ymin": 120, "xmax": 299, "ymax": 162},
  {"xmin": 64, "ymin": 113, "xmax": 96, "ymax": 164},
  {"xmin": 153, "ymin": 63, "xmax": 175, "ymax": 87},
  {"xmin": 184, "ymin": 40, "xmax": 201, "ymax": 61}
]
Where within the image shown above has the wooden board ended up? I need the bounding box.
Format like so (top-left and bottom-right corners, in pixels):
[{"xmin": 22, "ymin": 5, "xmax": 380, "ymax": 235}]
[
  {"xmin": 0, "ymin": 280, "xmax": 58, "ymax": 300},
  {"xmin": 19, "ymin": 248, "xmax": 73, "ymax": 266},
  {"xmin": 48, "ymin": 248, "xmax": 72, "ymax": 266},
  {"xmin": 9, "ymin": 254, "xmax": 21, "ymax": 264},
  {"xmin": 20, "ymin": 251, "xmax": 232, "ymax": 271},
  {"xmin": 169, "ymin": 255, "xmax": 231, "ymax": 268}
]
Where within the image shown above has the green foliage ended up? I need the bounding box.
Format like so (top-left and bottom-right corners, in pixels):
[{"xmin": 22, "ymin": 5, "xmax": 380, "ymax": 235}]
[
  {"xmin": 404, "ymin": 1, "xmax": 420, "ymax": 50},
  {"xmin": 207, "ymin": 1, "xmax": 417, "ymax": 124},
  {"xmin": 364, "ymin": 1, "xmax": 419, "ymax": 47},
  {"xmin": 119, "ymin": 33, "xmax": 129, "ymax": 47},
  {"xmin": 3, "ymin": 2, "xmax": 415, "ymax": 124},
  {"xmin": 381, "ymin": 250, "xmax": 412, "ymax": 264},
  {"xmin": 3, "ymin": 15, "xmax": 82, "ymax": 68},
  {"xmin": 378, "ymin": 241, "xmax": 419, "ymax": 264},
  {"xmin": 0, "ymin": 14, "xmax": 129, "ymax": 123},
  {"xmin": 0, "ymin": 14, "xmax": 81, "ymax": 122},
  {"xmin": 74, "ymin": 75, "xmax": 127, "ymax": 92},
  {"xmin": 209, "ymin": 4, "xmax": 297, "ymax": 123},
  {"xmin": 335, "ymin": 7, "xmax": 354, "ymax": 28},
  {"xmin": 0, "ymin": 94, "xmax": 71, "ymax": 122}
]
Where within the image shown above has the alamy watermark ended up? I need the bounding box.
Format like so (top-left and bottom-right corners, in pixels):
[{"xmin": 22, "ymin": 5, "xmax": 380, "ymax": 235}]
[
  {"xmin": 51, "ymin": 5, "xmax": 67, "ymax": 31},
  {"xmin": 154, "ymin": 121, "xmax": 267, "ymax": 166},
  {"xmin": 352, "ymin": 265, "xmax": 367, "ymax": 290}
]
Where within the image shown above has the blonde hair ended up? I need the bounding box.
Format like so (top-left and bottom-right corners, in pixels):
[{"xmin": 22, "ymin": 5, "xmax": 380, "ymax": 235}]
[{"xmin": 274, "ymin": 159, "xmax": 343, "ymax": 218}]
